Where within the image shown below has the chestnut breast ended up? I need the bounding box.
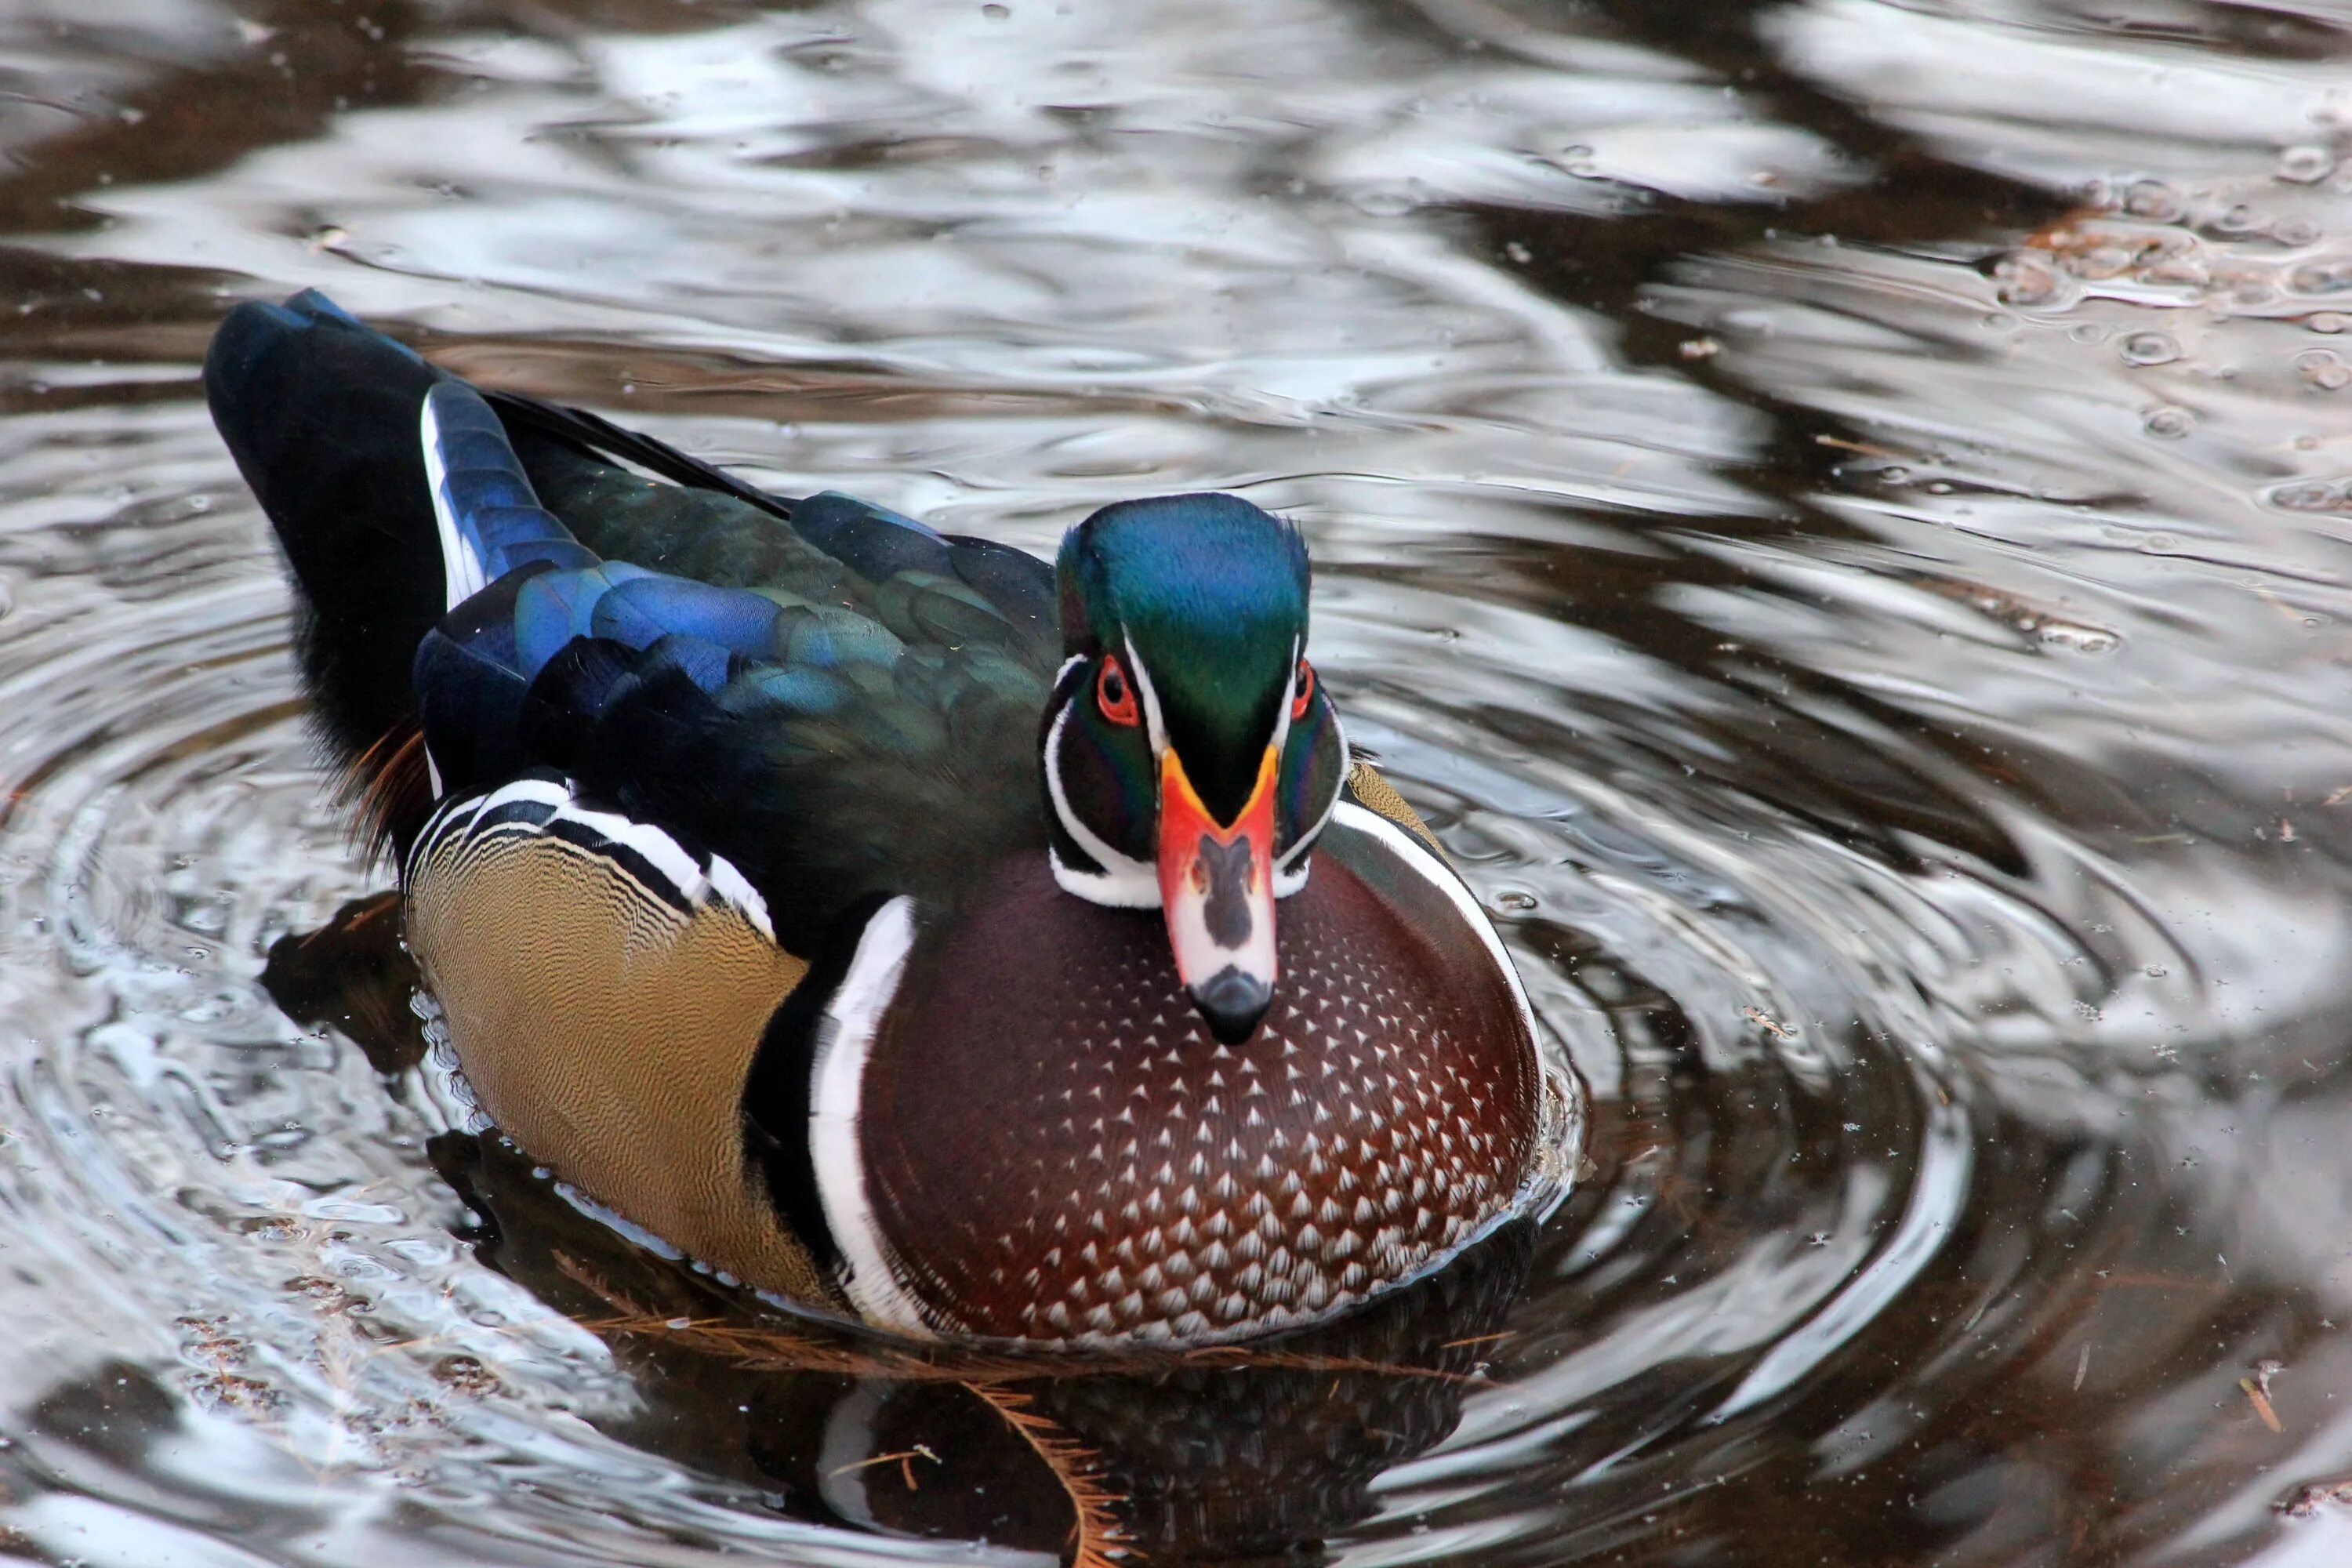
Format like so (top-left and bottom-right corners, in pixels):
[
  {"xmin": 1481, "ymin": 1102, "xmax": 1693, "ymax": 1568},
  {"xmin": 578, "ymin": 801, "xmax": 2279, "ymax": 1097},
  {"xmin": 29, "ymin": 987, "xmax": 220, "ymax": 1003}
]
[{"xmin": 857, "ymin": 818, "xmax": 1539, "ymax": 1343}]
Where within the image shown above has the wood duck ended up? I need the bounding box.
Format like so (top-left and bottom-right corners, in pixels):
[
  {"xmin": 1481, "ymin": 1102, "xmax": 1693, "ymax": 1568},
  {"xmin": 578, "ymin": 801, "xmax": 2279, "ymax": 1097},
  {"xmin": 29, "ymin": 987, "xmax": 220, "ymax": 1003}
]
[{"xmin": 208, "ymin": 289, "xmax": 1554, "ymax": 1346}]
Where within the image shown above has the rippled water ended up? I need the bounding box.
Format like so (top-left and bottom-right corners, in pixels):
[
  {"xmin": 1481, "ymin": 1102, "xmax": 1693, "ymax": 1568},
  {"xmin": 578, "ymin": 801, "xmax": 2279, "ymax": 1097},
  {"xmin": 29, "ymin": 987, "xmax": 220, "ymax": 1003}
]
[{"xmin": 7, "ymin": 1, "xmax": 2352, "ymax": 1563}]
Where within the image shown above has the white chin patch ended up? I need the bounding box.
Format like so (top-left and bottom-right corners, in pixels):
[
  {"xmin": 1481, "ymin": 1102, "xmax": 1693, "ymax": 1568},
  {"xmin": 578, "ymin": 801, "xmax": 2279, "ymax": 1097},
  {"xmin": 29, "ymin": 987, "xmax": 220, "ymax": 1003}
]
[{"xmin": 1051, "ymin": 847, "xmax": 1160, "ymax": 908}]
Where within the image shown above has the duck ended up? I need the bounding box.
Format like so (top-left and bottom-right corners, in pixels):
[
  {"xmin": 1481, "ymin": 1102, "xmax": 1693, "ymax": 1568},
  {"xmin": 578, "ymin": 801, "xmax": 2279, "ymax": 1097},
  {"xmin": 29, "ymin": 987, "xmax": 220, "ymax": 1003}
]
[{"xmin": 207, "ymin": 289, "xmax": 1554, "ymax": 1347}]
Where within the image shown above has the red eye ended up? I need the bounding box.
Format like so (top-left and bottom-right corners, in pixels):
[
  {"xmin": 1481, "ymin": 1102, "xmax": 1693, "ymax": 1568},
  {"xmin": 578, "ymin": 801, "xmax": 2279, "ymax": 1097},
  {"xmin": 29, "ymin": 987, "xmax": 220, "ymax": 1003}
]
[
  {"xmin": 1097, "ymin": 655, "xmax": 1140, "ymax": 726},
  {"xmin": 1290, "ymin": 659, "xmax": 1315, "ymax": 722}
]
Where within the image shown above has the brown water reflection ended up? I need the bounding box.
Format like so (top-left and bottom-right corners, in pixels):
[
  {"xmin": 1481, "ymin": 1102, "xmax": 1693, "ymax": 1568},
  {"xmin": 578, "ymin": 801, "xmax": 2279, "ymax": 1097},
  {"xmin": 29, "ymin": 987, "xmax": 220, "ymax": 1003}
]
[{"xmin": 4, "ymin": 0, "xmax": 2352, "ymax": 1563}]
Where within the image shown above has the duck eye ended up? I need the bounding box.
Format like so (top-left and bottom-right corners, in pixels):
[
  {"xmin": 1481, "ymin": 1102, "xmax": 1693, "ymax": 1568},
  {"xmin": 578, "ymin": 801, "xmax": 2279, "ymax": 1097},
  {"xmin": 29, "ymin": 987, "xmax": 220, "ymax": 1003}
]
[
  {"xmin": 1290, "ymin": 659, "xmax": 1315, "ymax": 722},
  {"xmin": 1097, "ymin": 655, "xmax": 1140, "ymax": 726}
]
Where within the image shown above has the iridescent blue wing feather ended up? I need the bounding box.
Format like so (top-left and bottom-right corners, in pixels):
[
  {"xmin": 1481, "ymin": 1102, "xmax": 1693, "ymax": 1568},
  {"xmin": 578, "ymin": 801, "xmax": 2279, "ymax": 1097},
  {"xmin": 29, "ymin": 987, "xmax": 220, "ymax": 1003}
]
[
  {"xmin": 419, "ymin": 383, "xmax": 597, "ymax": 601},
  {"xmin": 206, "ymin": 291, "xmax": 1061, "ymax": 942}
]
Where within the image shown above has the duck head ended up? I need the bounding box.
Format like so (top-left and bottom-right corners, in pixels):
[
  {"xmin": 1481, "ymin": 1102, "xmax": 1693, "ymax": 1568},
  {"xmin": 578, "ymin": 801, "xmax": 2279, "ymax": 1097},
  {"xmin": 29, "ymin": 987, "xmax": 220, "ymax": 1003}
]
[{"xmin": 1042, "ymin": 494, "xmax": 1348, "ymax": 1044}]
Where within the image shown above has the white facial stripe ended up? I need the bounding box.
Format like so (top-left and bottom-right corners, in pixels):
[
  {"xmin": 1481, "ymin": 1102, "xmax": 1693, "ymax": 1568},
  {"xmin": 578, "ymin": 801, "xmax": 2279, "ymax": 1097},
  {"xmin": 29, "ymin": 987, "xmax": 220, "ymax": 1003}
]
[
  {"xmin": 1269, "ymin": 633, "xmax": 1300, "ymax": 759},
  {"xmin": 1330, "ymin": 800, "xmax": 1537, "ymax": 1037},
  {"xmin": 808, "ymin": 897, "xmax": 931, "ymax": 1335},
  {"xmin": 1043, "ymin": 699, "xmax": 1159, "ymax": 907},
  {"xmin": 1122, "ymin": 632, "xmax": 1168, "ymax": 757},
  {"xmin": 419, "ymin": 389, "xmax": 487, "ymax": 611},
  {"xmin": 1051, "ymin": 642, "xmax": 1339, "ymax": 913}
]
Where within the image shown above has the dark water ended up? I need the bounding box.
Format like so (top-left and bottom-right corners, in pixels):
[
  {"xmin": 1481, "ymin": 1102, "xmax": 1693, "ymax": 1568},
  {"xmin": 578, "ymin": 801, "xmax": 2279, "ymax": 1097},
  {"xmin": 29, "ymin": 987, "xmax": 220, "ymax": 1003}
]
[{"xmin": 4, "ymin": 0, "xmax": 2352, "ymax": 1563}]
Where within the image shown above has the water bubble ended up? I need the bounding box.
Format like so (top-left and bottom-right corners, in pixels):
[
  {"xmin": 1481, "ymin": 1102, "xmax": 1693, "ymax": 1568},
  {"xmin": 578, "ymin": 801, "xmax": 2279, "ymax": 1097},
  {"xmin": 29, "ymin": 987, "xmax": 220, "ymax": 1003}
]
[
  {"xmin": 2076, "ymin": 245, "xmax": 2136, "ymax": 281},
  {"xmin": 2124, "ymin": 179, "xmax": 2183, "ymax": 221},
  {"xmin": 2214, "ymin": 204, "xmax": 2260, "ymax": 234},
  {"xmin": 1996, "ymin": 253, "xmax": 2061, "ymax": 307},
  {"xmin": 2143, "ymin": 405, "xmax": 2194, "ymax": 438},
  {"xmin": 2277, "ymin": 219, "xmax": 2322, "ymax": 247},
  {"xmin": 2039, "ymin": 622, "xmax": 2119, "ymax": 654},
  {"xmin": 2298, "ymin": 349, "xmax": 2350, "ymax": 390},
  {"xmin": 2291, "ymin": 260, "xmax": 2352, "ymax": 295},
  {"xmin": 981, "ymin": 2, "xmax": 1010, "ymax": 16},
  {"xmin": 2067, "ymin": 322, "xmax": 2112, "ymax": 345},
  {"xmin": 2278, "ymin": 145, "xmax": 2337, "ymax": 184},
  {"xmin": 1555, "ymin": 143, "xmax": 1596, "ymax": 176},
  {"xmin": 2267, "ymin": 479, "xmax": 2343, "ymax": 511},
  {"xmin": 2310, "ymin": 312, "xmax": 2347, "ymax": 334},
  {"xmin": 1350, "ymin": 187, "xmax": 1417, "ymax": 217},
  {"xmin": 2119, "ymin": 332, "xmax": 2181, "ymax": 367}
]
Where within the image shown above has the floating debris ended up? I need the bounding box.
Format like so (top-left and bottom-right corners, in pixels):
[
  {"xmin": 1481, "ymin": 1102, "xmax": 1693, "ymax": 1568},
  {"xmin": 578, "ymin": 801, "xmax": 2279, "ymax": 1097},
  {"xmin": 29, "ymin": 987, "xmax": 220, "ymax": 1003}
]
[
  {"xmin": 2243, "ymin": 1359, "xmax": 2286, "ymax": 1433},
  {"xmin": 1911, "ymin": 576, "xmax": 2121, "ymax": 654}
]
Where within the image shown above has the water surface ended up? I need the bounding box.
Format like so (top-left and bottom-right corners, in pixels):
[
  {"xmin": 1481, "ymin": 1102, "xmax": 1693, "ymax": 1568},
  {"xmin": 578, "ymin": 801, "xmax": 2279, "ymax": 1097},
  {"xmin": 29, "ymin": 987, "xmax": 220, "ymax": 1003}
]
[{"xmin": 5, "ymin": 0, "xmax": 2352, "ymax": 1563}]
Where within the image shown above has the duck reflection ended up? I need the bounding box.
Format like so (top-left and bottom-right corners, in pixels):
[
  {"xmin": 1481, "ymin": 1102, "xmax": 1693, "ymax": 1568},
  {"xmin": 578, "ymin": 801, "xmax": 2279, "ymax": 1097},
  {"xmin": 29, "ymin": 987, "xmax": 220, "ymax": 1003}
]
[{"xmin": 263, "ymin": 893, "xmax": 1534, "ymax": 1563}]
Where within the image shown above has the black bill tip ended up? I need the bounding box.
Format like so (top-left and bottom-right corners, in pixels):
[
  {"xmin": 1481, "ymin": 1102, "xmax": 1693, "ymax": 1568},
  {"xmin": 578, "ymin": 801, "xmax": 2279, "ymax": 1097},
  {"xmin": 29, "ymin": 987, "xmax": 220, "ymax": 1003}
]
[{"xmin": 1189, "ymin": 965, "xmax": 1272, "ymax": 1045}]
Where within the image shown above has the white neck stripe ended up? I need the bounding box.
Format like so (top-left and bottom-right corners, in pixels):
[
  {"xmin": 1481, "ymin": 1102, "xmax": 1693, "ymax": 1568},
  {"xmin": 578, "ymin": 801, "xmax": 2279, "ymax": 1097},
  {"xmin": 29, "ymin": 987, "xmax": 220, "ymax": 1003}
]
[
  {"xmin": 808, "ymin": 896, "xmax": 931, "ymax": 1334},
  {"xmin": 1330, "ymin": 800, "xmax": 1536, "ymax": 1037}
]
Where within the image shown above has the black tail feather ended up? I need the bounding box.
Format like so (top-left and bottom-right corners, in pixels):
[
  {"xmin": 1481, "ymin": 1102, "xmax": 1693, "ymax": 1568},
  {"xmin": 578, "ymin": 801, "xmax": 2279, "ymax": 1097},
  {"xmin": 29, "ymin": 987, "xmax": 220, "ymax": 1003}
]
[
  {"xmin": 206, "ymin": 292, "xmax": 450, "ymax": 777},
  {"xmin": 484, "ymin": 389, "xmax": 797, "ymax": 524},
  {"xmin": 208, "ymin": 291, "xmax": 810, "ymax": 855}
]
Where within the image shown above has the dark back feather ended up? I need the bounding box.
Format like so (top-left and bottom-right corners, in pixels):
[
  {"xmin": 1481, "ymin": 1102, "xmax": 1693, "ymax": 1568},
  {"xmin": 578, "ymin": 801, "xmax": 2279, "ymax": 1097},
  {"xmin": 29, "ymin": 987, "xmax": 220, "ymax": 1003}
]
[
  {"xmin": 205, "ymin": 292, "xmax": 450, "ymax": 800},
  {"xmin": 209, "ymin": 291, "xmax": 1062, "ymax": 931}
]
